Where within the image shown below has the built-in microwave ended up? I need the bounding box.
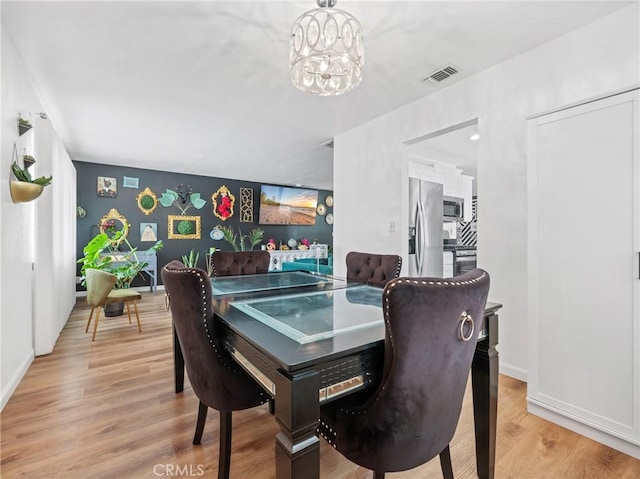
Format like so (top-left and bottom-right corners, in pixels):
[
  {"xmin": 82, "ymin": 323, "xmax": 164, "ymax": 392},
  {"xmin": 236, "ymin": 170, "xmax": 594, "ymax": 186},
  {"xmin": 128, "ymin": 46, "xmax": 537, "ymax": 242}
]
[{"xmin": 443, "ymin": 197, "xmax": 464, "ymax": 222}]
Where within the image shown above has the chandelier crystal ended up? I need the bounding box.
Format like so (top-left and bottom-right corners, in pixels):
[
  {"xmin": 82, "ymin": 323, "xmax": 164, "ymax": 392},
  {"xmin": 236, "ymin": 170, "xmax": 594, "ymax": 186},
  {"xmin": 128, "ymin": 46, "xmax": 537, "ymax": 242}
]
[{"xmin": 289, "ymin": 0, "xmax": 364, "ymax": 96}]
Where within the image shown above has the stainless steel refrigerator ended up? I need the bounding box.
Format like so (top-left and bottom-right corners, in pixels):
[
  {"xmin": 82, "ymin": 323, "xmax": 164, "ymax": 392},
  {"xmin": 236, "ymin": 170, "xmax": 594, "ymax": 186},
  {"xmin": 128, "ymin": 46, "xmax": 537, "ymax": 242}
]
[{"xmin": 408, "ymin": 178, "xmax": 443, "ymax": 277}]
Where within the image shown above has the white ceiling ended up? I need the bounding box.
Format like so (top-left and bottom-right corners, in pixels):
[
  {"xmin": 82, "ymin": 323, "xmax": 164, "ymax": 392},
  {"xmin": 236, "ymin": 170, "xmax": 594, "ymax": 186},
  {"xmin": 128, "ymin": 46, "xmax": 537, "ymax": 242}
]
[{"xmin": 2, "ymin": 1, "xmax": 631, "ymax": 190}]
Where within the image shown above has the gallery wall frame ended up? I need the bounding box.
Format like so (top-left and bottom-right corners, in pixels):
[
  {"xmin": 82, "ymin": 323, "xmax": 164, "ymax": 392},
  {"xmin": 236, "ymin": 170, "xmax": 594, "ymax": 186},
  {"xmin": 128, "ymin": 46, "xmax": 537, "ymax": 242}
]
[
  {"xmin": 137, "ymin": 187, "xmax": 159, "ymax": 215},
  {"xmin": 167, "ymin": 215, "xmax": 201, "ymax": 240},
  {"xmin": 97, "ymin": 176, "xmax": 117, "ymax": 198}
]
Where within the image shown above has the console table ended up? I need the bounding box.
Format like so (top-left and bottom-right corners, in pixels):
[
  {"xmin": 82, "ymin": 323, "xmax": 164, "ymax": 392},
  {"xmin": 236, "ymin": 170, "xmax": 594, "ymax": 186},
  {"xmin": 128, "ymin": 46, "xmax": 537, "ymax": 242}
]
[
  {"xmin": 99, "ymin": 250, "xmax": 157, "ymax": 292},
  {"xmin": 268, "ymin": 250, "xmax": 316, "ymax": 271}
]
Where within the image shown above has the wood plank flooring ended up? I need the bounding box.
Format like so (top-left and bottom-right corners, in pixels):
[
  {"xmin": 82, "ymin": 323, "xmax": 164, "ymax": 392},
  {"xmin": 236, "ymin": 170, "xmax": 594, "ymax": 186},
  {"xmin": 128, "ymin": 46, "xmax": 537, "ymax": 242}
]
[{"xmin": 2, "ymin": 292, "xmax": 639, "ymax": 478}]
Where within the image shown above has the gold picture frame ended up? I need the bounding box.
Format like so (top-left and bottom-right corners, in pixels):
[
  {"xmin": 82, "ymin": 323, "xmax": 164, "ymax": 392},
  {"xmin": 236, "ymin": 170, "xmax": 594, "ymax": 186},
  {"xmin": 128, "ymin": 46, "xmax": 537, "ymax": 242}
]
[
  {"xmin": 136, "ymin": 187, "xmax": 158, "ymax": 215},
  {"xmin": 167, "ymin": 215, "xmax": 201, "ymax": 240},
  {"xmin": 212, "ymin": 185, "xmax": 235, "ymax": 221},
  {"xmin": 99, "ymin": 208, "xmax": 129, "ymax": 244}
]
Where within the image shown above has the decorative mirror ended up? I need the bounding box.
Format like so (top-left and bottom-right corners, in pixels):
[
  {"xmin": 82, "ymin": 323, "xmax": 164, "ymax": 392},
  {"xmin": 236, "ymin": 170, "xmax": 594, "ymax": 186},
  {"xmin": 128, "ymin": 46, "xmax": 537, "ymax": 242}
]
[
  {"xmin": 99, "ymin": 208, "xmax": 129, "ymax": 244},
  {"xmin": 136, "ymin": 187, "xmax": 158, "ymax": 215},
  {"xmin": 212, "ymin": 185, "xmax": 235, "ymax": 221}
]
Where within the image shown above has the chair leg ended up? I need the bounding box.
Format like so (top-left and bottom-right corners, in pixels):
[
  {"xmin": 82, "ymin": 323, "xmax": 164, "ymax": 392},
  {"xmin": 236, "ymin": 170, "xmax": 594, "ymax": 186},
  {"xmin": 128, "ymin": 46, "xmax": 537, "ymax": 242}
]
[
  {"xmin": 268, "ymin": 397, "xmax": 275, "ymax": 415},
  {"xmin": 133, "ymin": 300, "xmax": 142, "ymax": 333},
  {"xmin": 193, "ymin": 401, "xmax": 208, "ymax": 445},
  {"xmin": 373, "ymin": 472, "xmax": 385, "ymax": 479},
  {"xmin": 218, "ymin": 411, "xmax": 232, "ymax": 479},
  {"xmin": 91, "ymin": 306, "xmax": 102, "ymax": 341},
  {"xmin": 125, "ymin": 300, "xmax": 132, "ymax": 324},
  {"xmin": 85, "ymin": 307, "xmax": 95, "ymax": 333},
  {"xmin": 439, "ymin": 444, "xmax": 454, "ymax": 479}
]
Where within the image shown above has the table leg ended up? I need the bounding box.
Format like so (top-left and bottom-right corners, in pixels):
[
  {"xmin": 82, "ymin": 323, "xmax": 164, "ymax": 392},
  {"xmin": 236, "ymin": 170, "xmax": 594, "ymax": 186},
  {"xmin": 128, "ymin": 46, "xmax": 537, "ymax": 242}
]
[
  {"xmin": 274, "ymin": 369, "xmax": 320, "ymax": 479},
  {"xmin": 471, "ymin": 312, "xmax": 499, "ymax": 479},
  {"xmin": 174, "ymin": 325, "xmax": 184, "ymax": 393}
]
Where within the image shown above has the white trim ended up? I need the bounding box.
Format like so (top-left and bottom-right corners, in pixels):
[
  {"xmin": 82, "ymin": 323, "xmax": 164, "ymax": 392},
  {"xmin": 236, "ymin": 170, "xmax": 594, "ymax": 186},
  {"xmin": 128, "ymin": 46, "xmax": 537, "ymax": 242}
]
[
  {"xmin": 527, "ymin": 399, "xmax": 640, "ymax": 460},
  {"xmin": 1, "ymin": 349, "xmax": 34, "ymax": 411},
  {"xmin": 499, "ymin": 362, "xmax": 527, "ymax": 382},
  {"xmin": 527, "ymin": 85, "xmax": 640, "ymax": 120}
]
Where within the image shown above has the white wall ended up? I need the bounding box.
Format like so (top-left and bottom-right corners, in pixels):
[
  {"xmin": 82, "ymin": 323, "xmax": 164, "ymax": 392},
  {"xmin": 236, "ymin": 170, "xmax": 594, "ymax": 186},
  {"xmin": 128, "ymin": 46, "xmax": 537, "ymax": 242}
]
[
  {"xmin": 1, "ymin": 27, "xmax": 77, "ymax": 409},
  {"xmin": 333, "ymin": 5, "xmax": 640, "ymax": 380}
]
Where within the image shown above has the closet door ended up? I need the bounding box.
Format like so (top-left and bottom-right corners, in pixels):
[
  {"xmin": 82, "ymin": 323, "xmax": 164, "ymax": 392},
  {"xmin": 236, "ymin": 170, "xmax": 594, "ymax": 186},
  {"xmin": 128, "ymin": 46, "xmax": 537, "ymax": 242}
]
[{"xmin": 527, "ymin": 90, "xmax": 639, "ymax": 457}]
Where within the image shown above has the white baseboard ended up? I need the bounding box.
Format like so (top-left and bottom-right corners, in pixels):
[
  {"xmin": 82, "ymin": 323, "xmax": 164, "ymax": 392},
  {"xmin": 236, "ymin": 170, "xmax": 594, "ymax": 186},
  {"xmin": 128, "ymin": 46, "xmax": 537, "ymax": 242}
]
[
  {"xmin": 499, "ymin": 362, "xmax": 527, "ymax": 382},
  {"xmin": 527, "ymin": 398, "xmax": 640, "ymax": 459},
  {"xmin": 1, "ymin": 349, "xmax": 34, "ymax": 411}
]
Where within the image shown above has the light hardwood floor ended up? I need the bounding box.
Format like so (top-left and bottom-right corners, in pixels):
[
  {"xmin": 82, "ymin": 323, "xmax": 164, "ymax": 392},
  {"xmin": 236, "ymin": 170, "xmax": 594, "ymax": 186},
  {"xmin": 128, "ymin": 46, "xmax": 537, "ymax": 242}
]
[{"xmin": 2, "ymin": 292, "xmax": 639, "ymax": 479}]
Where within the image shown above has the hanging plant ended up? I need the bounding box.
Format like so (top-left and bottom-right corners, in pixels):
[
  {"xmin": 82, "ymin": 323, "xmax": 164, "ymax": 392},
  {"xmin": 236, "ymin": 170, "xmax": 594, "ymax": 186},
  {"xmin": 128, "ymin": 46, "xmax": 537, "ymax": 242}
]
[{"xmin": 9, "ymin": 143, "xmax": 52, "ymax": 203}]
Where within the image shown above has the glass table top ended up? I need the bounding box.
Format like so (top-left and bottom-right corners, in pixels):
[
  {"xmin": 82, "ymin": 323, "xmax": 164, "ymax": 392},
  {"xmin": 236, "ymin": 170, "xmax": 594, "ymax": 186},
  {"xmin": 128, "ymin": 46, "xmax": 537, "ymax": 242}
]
[
  {"xmin": 211, "ymin": 271, "xmax": 342, "ymax": 296},
  {"xmin": 230, "ymin": 285, "xmax": 384, "ymax": 344}
]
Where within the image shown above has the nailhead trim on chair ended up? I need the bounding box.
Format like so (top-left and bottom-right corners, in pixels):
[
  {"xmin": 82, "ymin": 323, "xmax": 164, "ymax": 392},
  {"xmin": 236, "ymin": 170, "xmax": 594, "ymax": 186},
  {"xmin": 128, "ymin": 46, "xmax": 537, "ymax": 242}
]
[
  {"xmin": 317, "ymin": 270, "xmax": 488, "ymax": 446},
  {"xmin": 165, "ymin": 265, "xmax": 268, "ymax": 403}
]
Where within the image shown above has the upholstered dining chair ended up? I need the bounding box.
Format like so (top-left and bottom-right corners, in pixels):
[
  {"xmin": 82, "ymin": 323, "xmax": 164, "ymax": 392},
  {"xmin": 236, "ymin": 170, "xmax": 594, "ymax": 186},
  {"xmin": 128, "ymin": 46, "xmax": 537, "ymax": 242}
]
[
  {"xmin": 345, "ymin": 251, "xmax": 402, "ymax": 287},
  {"xmin": 210, "ymin": 250, "xmax": 271, "ymax": 277},
  {"xmin": 317, "ymin": 268, "xmax": 490, "ymax": 479},
  {"xmin": 161, "ymin": 260, "xmax": 269, "ymax": 479},
  {"xmin": 85, "ymin": 268, "xmax": 142, "ymax": 342}
]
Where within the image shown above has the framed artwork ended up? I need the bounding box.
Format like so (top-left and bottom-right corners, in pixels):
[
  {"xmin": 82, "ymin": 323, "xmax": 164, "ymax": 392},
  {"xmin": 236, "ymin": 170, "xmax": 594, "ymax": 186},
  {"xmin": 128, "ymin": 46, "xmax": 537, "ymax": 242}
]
[
  {"xmin": 240, "ymin": 187, "xmax": 253, "ymax": 222},
  {"xmin": 122, "ymin": 176, "xmax": 139, "ymax": 188},
  {"xmin": 258, "ymin": 184, "xmax": 318, "ymax": 225},
  {"xmin": 99, "ymin": 208, "xmax": 129, "ymax": 244},
  {"xmin": 212, "ymin": 185, "xmax": 235, "ymax": 221},
  {"xmin": 140, "ymin": 222, "xmax": 158, "ymax": 242},
  {"xmin": 136, "ymin": 187, "xmax": 158, "ymax": 215},
  {"xmin": 97, "ymin": 176, "xmax": 117, "ymax": 198},
  {"xmin": 168, "ymin": 215, "xmax": 201, "ymax": 240}
]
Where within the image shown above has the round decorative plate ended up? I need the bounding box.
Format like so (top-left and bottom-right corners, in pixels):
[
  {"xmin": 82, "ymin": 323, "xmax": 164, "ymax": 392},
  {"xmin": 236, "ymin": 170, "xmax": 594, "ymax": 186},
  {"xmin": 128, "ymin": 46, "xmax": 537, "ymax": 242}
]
[
  {"xmin": 210, "ymin": 228, "xmax": 224, "ymax": 240},
  {"xmin": 325, "ymin": 195, "xmax": 334, "ymax": 207},
  {"xmin": 325, "ymin": 213, "xmax": 334, "ymax": 225},
  {"xmin": 316, "ymin": 204, "xmax": 326, "ymax": 215}
]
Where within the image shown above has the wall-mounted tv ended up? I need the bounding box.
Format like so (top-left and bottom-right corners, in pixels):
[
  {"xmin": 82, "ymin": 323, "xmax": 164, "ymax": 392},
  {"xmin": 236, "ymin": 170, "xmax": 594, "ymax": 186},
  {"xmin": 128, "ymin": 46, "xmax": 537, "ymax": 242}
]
[{"xmin": 259, "ymin": 185, "xmax": 318, "ymax": 225}]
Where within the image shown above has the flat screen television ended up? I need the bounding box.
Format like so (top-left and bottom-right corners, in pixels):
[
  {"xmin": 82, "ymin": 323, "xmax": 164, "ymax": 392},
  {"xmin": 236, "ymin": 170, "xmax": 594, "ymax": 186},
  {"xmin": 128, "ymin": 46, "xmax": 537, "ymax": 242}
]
[{"xmin": 259, "ymin": 185, "xmax": 318, "ymax": 225}]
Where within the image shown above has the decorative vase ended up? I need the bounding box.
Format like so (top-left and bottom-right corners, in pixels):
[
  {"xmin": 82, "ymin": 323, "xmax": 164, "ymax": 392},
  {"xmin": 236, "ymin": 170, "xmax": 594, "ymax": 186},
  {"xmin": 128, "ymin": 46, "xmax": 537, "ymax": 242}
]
[{"xmin": 9, "ymin": 181, "xmax": 44, "ymax": 203}]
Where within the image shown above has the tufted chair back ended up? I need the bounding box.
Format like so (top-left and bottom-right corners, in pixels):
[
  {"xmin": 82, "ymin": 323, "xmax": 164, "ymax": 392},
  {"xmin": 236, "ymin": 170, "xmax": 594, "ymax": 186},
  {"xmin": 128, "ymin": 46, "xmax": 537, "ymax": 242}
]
[
  {"xmin": 161, "ymin": 260, "xmax": 267, "ymax": 411},
  {"xmin": 346, "ymin": 251, "xmax": 402, "ymax": 287},
  {"xmin": 161, "ymin": 260, "xmax": 268, "ymax": 478},
  {"xmin": 318, "ymin": 268, "xmax": 490, "ymax": 478},
  {"xmin": 211, "ymin": 251, "xmax": 271, "ymax": 277}
]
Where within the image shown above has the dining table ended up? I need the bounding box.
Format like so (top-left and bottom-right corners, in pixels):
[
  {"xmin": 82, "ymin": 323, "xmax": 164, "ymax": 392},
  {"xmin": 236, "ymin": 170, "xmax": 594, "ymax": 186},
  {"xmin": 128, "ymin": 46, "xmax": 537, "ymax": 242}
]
[{"xmin": 172, "ymin": 271, "xmax": 502, "ymax": 479}]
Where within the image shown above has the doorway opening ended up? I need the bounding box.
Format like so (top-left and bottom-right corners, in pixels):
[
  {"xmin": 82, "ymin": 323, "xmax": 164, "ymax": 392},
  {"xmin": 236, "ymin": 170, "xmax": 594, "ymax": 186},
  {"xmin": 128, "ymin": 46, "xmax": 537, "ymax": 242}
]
[{"xmin": 405, "ymin": 120, "xmax": 479, "ymax": 277}]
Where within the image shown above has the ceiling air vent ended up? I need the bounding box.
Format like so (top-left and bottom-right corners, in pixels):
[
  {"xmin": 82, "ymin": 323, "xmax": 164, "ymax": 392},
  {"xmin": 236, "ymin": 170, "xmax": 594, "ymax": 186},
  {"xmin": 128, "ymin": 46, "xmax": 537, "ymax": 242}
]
[{"xmin": 421, "ymin": 65, "xmax": 459, "ymax": 86}]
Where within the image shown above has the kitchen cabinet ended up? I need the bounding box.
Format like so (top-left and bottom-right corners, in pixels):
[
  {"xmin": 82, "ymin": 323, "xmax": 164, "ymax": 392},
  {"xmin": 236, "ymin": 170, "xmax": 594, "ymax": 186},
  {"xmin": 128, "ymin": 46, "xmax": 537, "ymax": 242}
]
[
  {"xmin": 408, "ymin": 160, "xmax": 473, "ymax": 221},
  {"xmin": 527, "ymin": 89, "xmax": 639, "ymax": 458}
]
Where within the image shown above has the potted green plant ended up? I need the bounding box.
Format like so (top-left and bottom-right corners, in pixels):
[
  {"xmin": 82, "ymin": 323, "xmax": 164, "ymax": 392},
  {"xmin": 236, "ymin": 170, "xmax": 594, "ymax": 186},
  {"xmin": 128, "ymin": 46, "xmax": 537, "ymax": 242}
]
[
  {"xmin": 10, "ymin": 159, "xmax": 52, "ymax": 203},
  {"xmin": 77, "ymin": 230, "xmax": 163, "ymax": 315},
  {"xmin": 181, "ymin": 249, "xmax": 200, "ymax": 267},
  {"xmin": 219, "ymin": 225, "xmax": 264, "ymax": 251}
]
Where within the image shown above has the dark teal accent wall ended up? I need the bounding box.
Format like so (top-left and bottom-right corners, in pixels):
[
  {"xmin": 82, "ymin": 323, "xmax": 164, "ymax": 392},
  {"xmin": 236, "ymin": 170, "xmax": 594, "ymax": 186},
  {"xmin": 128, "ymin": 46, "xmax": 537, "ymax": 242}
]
[{"xmin": 74, "ymin": 161, "xmax": 333, "ymax": 288}]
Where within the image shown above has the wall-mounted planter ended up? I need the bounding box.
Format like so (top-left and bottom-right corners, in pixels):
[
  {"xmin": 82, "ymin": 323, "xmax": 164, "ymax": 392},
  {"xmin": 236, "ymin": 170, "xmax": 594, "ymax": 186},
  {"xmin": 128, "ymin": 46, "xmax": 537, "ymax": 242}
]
[
  {"xmin": 10, "ymin": 181, "xmax": 44, "ymax": 203},
  {"xmin": 18, "ymin": 122, "xmax": 32, "ymax": 136}
]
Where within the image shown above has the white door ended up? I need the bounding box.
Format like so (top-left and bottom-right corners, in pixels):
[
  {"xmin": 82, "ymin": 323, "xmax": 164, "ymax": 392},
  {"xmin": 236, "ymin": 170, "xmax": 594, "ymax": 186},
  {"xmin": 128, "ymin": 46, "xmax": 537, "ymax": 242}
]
[{"xmin": 527, "ymin": 90, "xmax": 639, "ymax": 457}]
